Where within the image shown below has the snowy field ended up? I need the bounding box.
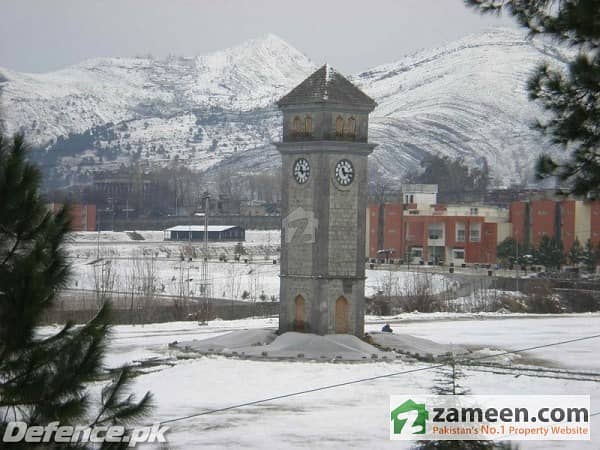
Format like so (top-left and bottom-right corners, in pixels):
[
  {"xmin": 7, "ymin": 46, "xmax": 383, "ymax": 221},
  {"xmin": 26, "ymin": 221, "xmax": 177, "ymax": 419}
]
[
  {"xmin": 39, "ymin": 314, "xmax": 600, "ymax": 450},
  {"xmin": 64, "ymin": 230, "xmax": 453, "ymax": 300}
]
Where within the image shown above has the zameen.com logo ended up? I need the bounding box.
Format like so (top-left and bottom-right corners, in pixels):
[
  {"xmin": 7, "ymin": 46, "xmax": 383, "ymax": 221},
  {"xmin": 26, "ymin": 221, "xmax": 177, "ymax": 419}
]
[{"xmin": 390, "ymin": 395, "xmax": 590, "ymax": 441}]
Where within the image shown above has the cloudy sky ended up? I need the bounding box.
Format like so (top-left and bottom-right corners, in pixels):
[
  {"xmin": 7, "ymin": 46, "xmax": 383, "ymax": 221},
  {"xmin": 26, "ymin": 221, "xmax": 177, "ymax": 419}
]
[{"xmin": 1, "ymin": 0, "xmax": 515, "ymax": 74}]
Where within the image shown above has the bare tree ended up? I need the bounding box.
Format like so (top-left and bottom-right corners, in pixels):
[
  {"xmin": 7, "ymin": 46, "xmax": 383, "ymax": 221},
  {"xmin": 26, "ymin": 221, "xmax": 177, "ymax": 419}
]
[
  {"xmin": 403, "ymin": 273, "xmax": 439, "ymax": 313},
  {"xmin": 91, "ymin": 257, "xmax": 118, "ymax": 307},
  {"xmin": 127, "ymin": 250, "xmax": 158, "ymax": 322}
]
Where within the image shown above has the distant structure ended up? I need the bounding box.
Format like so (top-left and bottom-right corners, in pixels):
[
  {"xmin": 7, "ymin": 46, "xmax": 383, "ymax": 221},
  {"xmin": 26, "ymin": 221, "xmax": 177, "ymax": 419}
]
[
  {"xmin": 277, "ymin": 65, "xmax": 377, "ymax": 337},
  {"xmin": 368, "ymin": 188, "xmax": 600, "ymax": 264},
  {"xmin": 401, "ymin": 184, "xmax": 438, "ymax": 206},
  {"xmin": 164, "ymin": 225, "xmax": 245, "ymax": 242},
  {"xmin": 48, "ymin": 203, "xmax": 96, "ymax": 231},
  {"xmin": 368, "ymin": 200, "xmax": 510, "ymax": 265},
  {"xmin": 510, "ymin": 198, "xmax": 600, "ymax": 250}
]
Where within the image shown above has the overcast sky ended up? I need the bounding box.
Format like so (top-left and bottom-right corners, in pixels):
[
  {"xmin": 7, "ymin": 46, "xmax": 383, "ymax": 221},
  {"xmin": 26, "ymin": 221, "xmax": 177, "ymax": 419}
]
[{"xmin": 0, "ymin": 0, "xmax": 516, "ymax": 74}]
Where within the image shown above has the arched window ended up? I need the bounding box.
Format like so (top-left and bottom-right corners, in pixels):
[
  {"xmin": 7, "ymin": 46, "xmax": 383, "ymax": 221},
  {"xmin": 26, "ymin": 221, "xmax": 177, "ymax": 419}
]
[
  {"xmin": 346, "ymin": 116, "xmax": 356, "ymax": 136},
  {"xmin": 304, "ymin": 115, "xmax": 313, "ymax": 136},
  {"xmin": 293, "ymin": 116, "xmax": 302, "ymax": 135},
  {"xmin": 334, "ymin": 296, "xmax": 349, "ymax": 334},
  {"xmin": 294, "ymin": 295, "xmax": 306, "ymax": 332},
  {"xmin": 335, "ymin": 116, "xmax": 345, "ymax": 137}
]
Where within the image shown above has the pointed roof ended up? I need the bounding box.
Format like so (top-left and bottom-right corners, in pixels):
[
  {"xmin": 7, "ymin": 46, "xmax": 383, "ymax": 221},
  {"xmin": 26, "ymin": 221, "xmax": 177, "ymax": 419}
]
[{"xmin": 278, "ymin": 64, "xmax": 376, "ymax": 109}]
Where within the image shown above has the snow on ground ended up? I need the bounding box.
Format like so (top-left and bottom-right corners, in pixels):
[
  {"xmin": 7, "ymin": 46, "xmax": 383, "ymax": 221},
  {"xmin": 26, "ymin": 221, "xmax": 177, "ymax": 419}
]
[
  {"xmin": 68, "ymin": 258, "xmax": 282, "ymax": 300},
  {"xmin": 364, "ymin": 270, "xmax": 453, "ymax": 297},
  {"xmin": 365, "ymin": 314, "xmax": 600, "ymax": 371},
  {"xmin": 68, "ymin": 229, "xmax": 279, "ymax": 245},
  {"xmin": 66, "ymin": 259, "xmax": 451, "ymax": 301},
  {"xmin": 64, "ymin": 231, "xmax": 452, "ymax": 301},
  {"xmin": 69, "ymin": 258, "xmax": 453, "ymax": 301},
  {"xmin": 40, "ymin": 314, "xmax": 599, "ymax": 449},
  {"xmin": 178, "ymin": 330, "xmax": 398, "ymax": 361}
]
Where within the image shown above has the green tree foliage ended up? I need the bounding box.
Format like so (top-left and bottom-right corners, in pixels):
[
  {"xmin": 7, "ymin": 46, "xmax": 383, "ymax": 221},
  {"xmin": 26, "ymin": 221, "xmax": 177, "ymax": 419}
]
[
  {"xmin": 496, "ymin": 237, "xmax": 533, "ymax": 266},
  {"xmin": 413, "ymin": 356, "xmax": 516, "ymax": 450},
  {"xmin": 0, "ymin": 134, "xmax": 152, "ymax": 448},
  {"xmin": 497, "ymin": 237, "xmax": 518, "ymax": 264},
  {"xmin": 465, "ymin": 0, "xmax": 600, "ymax": 198},
  {"xmin": 533, "ymin": 235, "xmax": 564, "ymax": 269},
  {"xmin": 567, "ymin": 238, "xmax": 584, "ymax": 265},
  {"xmin": 431, "ymin": 357, "xmax": 468, "ymax": 396},
  {"xmin": 408, "ymin": 155, "xmax": 489, "ymax": 203},
  {"xmin": 582, "ymin": 238, "xmax": 600, "ymax": 272}
]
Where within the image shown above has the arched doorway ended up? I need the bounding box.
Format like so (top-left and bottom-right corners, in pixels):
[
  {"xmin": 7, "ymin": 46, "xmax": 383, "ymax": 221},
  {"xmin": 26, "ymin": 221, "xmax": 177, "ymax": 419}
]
[
  {"xmin": 335, "ymin": 296, "xmax": 349, "ymax": 334},
  {"xmin": 294, "ymin": 295, "xmax": 306, "ymax": 332}
]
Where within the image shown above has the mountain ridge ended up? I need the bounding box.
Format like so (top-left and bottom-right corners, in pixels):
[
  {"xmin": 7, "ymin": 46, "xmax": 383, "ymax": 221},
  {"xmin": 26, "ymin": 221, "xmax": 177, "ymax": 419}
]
[{"xmin": 0, "ymin": 28, "xmax": 563, "ymax": 187}]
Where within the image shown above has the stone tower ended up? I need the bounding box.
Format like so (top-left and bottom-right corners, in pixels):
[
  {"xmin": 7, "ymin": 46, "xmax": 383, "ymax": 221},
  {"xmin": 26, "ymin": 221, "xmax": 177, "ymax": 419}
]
[{"xmin": 276, "ymin": 65, "xmax": 377, "ymax": 337}]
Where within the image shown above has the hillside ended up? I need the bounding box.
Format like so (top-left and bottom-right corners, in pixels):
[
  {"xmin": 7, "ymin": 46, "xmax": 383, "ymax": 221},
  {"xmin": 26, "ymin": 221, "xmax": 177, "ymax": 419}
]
[{"xmin": 0, "ymin": 28, "xmax": 565, "ymax": 187}]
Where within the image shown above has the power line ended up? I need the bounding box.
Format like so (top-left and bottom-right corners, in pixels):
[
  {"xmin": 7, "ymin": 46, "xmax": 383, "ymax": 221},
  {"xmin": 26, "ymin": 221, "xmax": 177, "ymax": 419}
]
[{"xmin": 158, "ymin": 332, "xmax": 600, "ymax": 426}]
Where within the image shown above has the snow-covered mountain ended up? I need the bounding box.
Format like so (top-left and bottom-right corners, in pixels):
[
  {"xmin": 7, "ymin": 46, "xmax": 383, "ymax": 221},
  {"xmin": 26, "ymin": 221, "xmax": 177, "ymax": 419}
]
[{"xmin": 0, "ymin": 28, "xmax": 565, "ymax": 186}]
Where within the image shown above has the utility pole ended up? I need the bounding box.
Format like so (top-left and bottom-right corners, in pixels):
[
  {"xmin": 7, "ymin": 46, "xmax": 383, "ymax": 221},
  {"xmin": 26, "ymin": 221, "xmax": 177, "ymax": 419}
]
[
  {"xmin": 200, "ymin": 191, "xmax": 211, "ymax": 322},
  {"xmin": 187, "ymin": 223, "xmax": 191, "ymax": 298},
  {"xmin": 96, "ymin": 218, "xmax": 100, "ymax": 260},
  {"xmin": 108, "ymin": 197, "xmax": 114, "ymax": 231},
  {"xmin": 516, "ymin": 240, "xmax": 520, "ymax": 293}
]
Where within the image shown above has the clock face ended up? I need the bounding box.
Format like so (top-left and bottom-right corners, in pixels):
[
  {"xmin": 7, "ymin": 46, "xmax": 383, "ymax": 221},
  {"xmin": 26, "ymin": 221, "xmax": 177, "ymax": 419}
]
[
  {"xmin": 293, "ymin": 158, "xmax": 310, "ymax": 184},
  {"xmin": 335, "ymin": 159, "xmax": 354, "ymax": 186}
]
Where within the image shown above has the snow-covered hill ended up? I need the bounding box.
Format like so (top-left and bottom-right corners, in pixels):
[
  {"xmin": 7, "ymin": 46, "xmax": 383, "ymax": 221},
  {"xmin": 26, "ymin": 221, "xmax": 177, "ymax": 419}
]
[
  {"xmin": 0, "ymin": 28, "xmax": 565, "ymax": 186},
  {"xmin": 355, "ymin": 28, "xmax": 566, "ymax": 186}
]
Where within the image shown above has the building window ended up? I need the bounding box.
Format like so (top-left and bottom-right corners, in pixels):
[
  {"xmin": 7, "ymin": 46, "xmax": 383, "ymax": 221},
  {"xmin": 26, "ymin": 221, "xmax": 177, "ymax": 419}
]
[
  {"xmin": 456, "ymin": 222, "xmax": 465, "ymax": 242},
  {"xmin": 453, "ymin": 248, "xmax": 465, "ymax": 260},
  {"xmin": 470, "ymin": 207, "xmax": 479, "ymax": 215},
  {"xmin": 304, "ymin": 115, "xmax": 313, "ymax": 135},
  {"xmin": 470, "ymin": 223, "xmax": 481, "ymax": 242},
  {"xmin": 335, "ymin": 116, "xmax": 344, "ymax": 137},
  {"xmin": 428, "ymin": 223, "xmax": 444, "ymax": 240},
  {"xmin": 293, "ymin": 116, "xmax": 302, "ymax": 134},
  {"xmin": 346, "ymin": 117, "xmax": 356, "ymax": 136},
  {"xmin": 411, "ymin": 247, "xmax": 423, "ymax": 258}
]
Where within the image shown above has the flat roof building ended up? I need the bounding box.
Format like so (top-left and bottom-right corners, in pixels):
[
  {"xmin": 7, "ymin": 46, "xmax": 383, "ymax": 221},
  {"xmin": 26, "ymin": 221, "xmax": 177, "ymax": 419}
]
[{"xmin": 164, "ymin": 225, "xmax": 245, "ymax": 242}]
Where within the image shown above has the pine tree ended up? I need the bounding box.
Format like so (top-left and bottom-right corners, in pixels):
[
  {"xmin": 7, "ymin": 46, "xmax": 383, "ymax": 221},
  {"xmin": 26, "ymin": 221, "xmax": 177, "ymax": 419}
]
[
  {"xmin": 582, "ymin": 238, "xmax": 599, "ymax": 273},
  {"xmin": 0, "ymin": 134, "xmax": 152, "ymax": 448},
  {"xmin": 567, "ymin": 238, "xmax": 584, "ymax": 265},
  {"xmin": 496, "ymin": 237, "xmax": 517, "ymax": 265},
  {"xmin": 466, "ymin": 0, "xmax": 600, "ymax": 198},
  {"xmin": 533, "ymin": 235, "xmax": 564, "ymax": 269},
  {"xmin": 431, "ymin": 357, "xmax": 468, "ymax": 396},
  {"xmin": 412, "ymin": 356, "xmax": 510, "ymax": 450}
]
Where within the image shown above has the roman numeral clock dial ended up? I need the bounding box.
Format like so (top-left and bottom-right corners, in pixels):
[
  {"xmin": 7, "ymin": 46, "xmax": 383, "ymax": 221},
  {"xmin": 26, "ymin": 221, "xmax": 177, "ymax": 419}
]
[
  {"xmin": 335, "ymin": 159, "xmax": 354, "ymax": 186},
  {"xmin": 293, "ymin": 158, "xmax": 310, "ymax": 184}
]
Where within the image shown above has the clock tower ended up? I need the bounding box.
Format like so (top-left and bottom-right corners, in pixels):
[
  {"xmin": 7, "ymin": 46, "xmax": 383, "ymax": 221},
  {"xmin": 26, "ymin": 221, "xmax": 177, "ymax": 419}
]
[{"xmin": 276, "ymin": 65, "xmax": 377, "ymax": 337}]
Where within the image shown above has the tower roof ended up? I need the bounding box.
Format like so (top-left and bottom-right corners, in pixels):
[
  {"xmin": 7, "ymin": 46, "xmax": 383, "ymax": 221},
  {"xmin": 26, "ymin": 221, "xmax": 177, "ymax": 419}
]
[{"xmin": 278, "ymin": 64, "xmax": 376, "ymax": 109}]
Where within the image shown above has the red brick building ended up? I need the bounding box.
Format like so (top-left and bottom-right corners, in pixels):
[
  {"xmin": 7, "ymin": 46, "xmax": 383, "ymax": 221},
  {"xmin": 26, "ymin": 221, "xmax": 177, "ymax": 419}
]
[
  {"xmin": 368, "ymin": 189, "xmax": 600, "ymax": 265},
  {"xmin": 48, "ymin": 203, "xmax": 97, "ymax": 231},
  {"xmin": 509, "ymin": 199, "xmax": 598, "ymax": 252},
  {"xmin": 367, "ymin": 202, "xmax": 510, "ymax": 265}
]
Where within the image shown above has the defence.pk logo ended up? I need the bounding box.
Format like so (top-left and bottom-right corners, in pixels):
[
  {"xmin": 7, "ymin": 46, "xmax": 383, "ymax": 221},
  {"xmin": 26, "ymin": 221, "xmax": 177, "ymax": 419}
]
[{"xmin": 391, "ymin": 399, "xmax": 429, "ymax": 436}]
